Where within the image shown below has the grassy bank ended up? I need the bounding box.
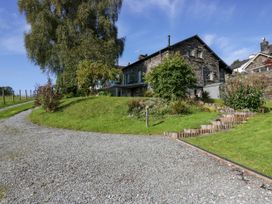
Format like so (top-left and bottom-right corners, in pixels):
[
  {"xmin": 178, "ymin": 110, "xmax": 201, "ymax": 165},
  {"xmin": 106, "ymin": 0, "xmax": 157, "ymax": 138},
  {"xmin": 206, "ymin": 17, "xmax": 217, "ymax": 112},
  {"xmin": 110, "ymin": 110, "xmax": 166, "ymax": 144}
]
[
  {"xmin": 0, "ymin": 102, "xmax": 34, "ymax": 119},
  {"xmin": 30, "ymin": 97, "xmax": 218, "ymax": 135},
  {"xmin": 185, "ymin": 112, "xmax": 272, "ymax": 177}
]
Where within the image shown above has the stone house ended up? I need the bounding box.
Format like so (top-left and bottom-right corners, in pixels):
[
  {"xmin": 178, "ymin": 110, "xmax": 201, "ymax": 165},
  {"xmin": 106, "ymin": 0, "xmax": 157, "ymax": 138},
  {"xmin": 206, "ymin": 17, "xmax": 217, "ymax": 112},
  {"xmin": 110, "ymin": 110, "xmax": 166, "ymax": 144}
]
[
  {"xmin": 232, "ymin": 38, "xmax": 272, "ymax": 73},
  {"xmin": 107, "ymin": 35, "xmax": 232, "ymax": 99}
]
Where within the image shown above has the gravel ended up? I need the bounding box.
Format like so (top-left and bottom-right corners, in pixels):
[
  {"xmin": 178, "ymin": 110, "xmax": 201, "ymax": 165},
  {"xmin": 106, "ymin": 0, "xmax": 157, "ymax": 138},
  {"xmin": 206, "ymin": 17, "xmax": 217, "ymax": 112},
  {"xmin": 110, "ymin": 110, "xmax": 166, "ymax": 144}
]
[{"xmin": 0, "ymin": 110, "xmax": 271, "ymax": 204}]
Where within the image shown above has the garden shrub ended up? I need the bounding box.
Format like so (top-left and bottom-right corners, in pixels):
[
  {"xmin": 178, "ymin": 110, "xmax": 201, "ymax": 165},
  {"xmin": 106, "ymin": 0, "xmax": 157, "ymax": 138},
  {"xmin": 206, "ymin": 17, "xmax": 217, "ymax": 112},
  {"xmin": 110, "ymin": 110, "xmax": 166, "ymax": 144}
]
[
  {"xmin": 145, "ymin": 53, "xmax": 196, "ymax": 100},
  {"xmin": 127, "ymin": 99, "xmax": 146, "ymax": 117},
  {"xmin": 170, "ymin": 100, "xmax": 192, "ymax": 115},
  {"xmin": 201, "ymin": 91, "xmax": 212, "ymax": 103},
  {"xmin": 222, "ymin": 74, "xmax": 267, "ymax": 111},
  {"xmin": 143, "ymin": 90, "xmax": 154, "ymax": 97},
  {"xmin": 35, "ymin": 80, "xmax": 62, "ymax": 112}
]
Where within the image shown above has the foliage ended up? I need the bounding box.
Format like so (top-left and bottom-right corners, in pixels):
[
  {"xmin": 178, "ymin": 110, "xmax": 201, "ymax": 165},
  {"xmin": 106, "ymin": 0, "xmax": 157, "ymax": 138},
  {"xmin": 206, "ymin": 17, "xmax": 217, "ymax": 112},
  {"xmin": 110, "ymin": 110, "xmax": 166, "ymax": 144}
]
[
  {"xmin": 201, "ymin": 91, "xmax": 212, "ymax": 103},
  {"xmin": 30, "ymin": 96, "xmax": 218, "ymax": 135},
  {"xmin": 76, "ymin": 60, "xmax": 121, "ymax": 95},
  {"xmin": 222, "ymin": 73, "xmax": 267, "ymax": 111},
  {"xmin": 127, "ymin": 98, "xmax": 198, "ymax": 117},
  {"xmin": 18, "ymin": 0, "xmax": 125, "ymax": 94},
  {"xmin": 145, "ymin": 54, "xmax": 196, "ymax": 100},
  {"xmin": 0, "ymin": 86, "xmax": 14, "ymax": 96},
  {"xmin": 143, "ymin": 90, "xmax": 154, "ymax": 97},
  {"xmin": 98, "ymin": 91, "xmax": 112, "ymax": 96},
  {"xmin": 35, "ymin": 80, "xmax": 62, "ymax": 112},
  {"xmin": 170, "ymin": 100, "xmax": 192, "ymax": 115},
  {"xmin": 185, "ymin": 110, "xmax": 272, "ymax": 177}
]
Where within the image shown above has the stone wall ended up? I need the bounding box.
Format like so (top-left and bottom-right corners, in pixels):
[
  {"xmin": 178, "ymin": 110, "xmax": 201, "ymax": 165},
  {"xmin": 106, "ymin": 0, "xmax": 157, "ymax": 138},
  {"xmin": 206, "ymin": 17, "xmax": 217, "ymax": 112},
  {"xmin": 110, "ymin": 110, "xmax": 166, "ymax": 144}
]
[{"xmin": 123, "ymin": 37, "xmax": 225, "ymax": 88}]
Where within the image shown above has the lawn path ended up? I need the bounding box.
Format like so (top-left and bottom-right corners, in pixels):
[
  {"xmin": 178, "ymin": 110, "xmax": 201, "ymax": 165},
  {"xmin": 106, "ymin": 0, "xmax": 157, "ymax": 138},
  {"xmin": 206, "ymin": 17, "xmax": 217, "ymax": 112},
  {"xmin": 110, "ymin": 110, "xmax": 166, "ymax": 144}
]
[
  {"xmin": 0, "ymin": 101, "xmax": 33, "ymax": 112},
  {"xmin": 0, "ymin": 110, "xmax": 271, "ymax": 203}
]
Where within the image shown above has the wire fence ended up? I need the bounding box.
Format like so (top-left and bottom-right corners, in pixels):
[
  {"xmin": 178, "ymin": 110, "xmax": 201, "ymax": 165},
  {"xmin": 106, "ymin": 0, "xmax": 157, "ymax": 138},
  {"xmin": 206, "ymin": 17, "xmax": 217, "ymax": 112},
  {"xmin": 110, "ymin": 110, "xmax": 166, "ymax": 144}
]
[{"xmin": 1, "ymin": 89, "xmax": 35, "ymax": 107}]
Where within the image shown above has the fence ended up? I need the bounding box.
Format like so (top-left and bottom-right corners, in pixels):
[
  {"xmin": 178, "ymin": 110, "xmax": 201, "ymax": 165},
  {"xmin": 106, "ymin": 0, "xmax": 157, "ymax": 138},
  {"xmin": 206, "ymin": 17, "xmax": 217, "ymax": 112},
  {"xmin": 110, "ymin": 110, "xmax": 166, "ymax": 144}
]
[{"xmin": 1, "ymin": 89, "xmax": 35, "ymax": 105}]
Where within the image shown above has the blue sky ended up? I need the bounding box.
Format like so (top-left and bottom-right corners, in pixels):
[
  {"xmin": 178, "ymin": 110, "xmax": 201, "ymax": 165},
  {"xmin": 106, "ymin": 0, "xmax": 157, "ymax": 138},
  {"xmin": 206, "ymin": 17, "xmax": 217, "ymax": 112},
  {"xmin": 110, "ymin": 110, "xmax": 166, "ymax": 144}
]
[{"xmin": 1, "ymin": 0, "xmax": 272, "ymax": 92}]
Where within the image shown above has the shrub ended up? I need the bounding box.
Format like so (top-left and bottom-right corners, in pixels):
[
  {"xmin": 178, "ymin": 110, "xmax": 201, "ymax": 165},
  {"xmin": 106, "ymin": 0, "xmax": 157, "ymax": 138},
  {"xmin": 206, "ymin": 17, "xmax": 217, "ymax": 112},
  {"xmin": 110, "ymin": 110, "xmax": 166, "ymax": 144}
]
[
  {"xmin": 170, "ymin": 100, "xmax": 192, "ymax": 115},
  {"xmin": 35, "ymin": 80, "xmax": 62, "ymax": 112},
  {"xmin": 145, "ymin": 53, "xmax": 196, "ymax": 100},
  {"xmin": 143, "ymin": 90, "xmax": 154, "ymax": 97},
  {"xmin": 222, "ymin": 74, "xmax": 266, "ymax": 111},
  {"xmin": 127, "ymin": 99, "xmax": 145, "ymax": 117},
  {"xmin": 98, "ymin": 91, "xmax": 111, "ymax": 96},
  {"xmin": 201, "ymin": 91, "xmax": 212, "ymax": 103}
]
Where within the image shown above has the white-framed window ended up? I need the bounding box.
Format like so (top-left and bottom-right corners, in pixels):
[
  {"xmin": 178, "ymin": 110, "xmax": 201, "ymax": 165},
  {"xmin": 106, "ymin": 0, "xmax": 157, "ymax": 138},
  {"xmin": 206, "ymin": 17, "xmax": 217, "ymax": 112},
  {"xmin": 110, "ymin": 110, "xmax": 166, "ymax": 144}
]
[
  {"xmin": 198, "ymin": 50, "xmax": 203, "ymax": 58},
  {"xmin": 190, "ymin": 49, "xmax": 196, "ymax": 57}
]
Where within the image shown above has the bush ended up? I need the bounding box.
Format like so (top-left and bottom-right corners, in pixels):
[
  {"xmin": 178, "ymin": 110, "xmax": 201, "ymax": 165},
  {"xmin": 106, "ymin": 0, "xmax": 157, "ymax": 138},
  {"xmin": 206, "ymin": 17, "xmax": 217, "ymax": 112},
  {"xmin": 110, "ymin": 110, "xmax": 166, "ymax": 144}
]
[
  {"xmin": 145, "ymin": 54, "xmax": 196, "ymax": 100},
  {"xmin": 222, "ymin": 74, "xmax": 266, "ymax": 111},
  {"xmin": 98, "ymin": 91, "xmax": 111, "ymax": 96},
  {"xmin": 170, "ymin": 100, "xmax": 192, "ymax": 115},
  {"xmin": 144, "ymin": 90, "xmax": 154, "ymax": 97},
  {"xmin": 35, "ymin": 80, "xmax": 62, "ymax": 112},
  {"xmin": 201, "ymin": 91, "xmax": 212, "ymax": 103},
  {"xmin": 127, "ymin": 99, "xmax": 146, "ymax": 117}
]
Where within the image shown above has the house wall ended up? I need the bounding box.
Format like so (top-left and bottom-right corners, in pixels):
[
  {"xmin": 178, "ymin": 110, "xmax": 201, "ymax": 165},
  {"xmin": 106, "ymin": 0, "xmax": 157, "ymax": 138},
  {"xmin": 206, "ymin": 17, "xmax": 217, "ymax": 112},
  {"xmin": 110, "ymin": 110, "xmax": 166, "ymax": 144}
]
[
  {"xmin": 121, "ymin": 37, "xmax": 228, "ymax": 97},
  {"xmin": 123, "ymin": 38, "xmax": 224, "ymax": 87},
  {"xmin": 246, "ymin": 55, "xmax": 271, "ymax": 72}
]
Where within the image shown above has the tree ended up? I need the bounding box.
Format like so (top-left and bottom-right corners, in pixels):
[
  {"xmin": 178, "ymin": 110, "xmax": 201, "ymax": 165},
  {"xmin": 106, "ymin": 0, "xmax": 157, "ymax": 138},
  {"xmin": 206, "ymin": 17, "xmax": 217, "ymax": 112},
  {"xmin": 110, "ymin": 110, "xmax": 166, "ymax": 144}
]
[
  {"xmin": 145, "ymin": 54, "xmax": 196, "ymax": 100},
  {"xmin": 76, "ymin": 60, "xmax": 121, "ymax": 95},
  {"xmin": 0, "ymin": 86, "xmax": 14, "ymax": 96},
  {"xmin": 18, "ymin": 0, "xmax": 125, "ymax": 94}
]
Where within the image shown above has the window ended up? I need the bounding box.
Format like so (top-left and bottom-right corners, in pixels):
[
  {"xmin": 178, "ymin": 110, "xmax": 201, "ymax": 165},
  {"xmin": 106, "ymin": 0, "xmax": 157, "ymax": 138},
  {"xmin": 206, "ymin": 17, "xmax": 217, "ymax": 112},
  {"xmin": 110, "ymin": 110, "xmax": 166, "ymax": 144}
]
[
  {"xmin": 208, "ymin": 72, "xmax": 215, "ymax": 81},
  {"xmin": 198, "ymin": 50, "xmax": 203, "ymax": 58},
  {"xmin": 138, "ymin": 71, "xmax": 143, "ymax": 83},
  {"xmin": 190, "ymin": 49, "xmax": 196, "ymax": 57}
]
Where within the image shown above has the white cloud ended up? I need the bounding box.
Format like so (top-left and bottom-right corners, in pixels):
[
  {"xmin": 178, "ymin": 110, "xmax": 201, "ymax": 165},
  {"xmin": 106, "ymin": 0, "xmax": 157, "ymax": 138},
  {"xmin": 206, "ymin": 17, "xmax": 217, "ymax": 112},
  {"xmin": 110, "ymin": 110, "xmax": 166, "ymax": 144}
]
[
  {"xmin": 203, "ymin": 34, "xmax": 216, "ymax": 46},
  {"xmin": 0, "ymin": 9, "xmax": 29, "ymax": 55},
  {"xmin": 187, "ymin": 0, "xmax": 235, "ymax": 21},
  {"xmin": 0, "ymin": 35, "xmax": 25, "ymax": 55},
  {"xmin": 125, "ymin": 0, "xmax": 185, "ymax": 18},
  {"xmin": 202, "ymin": 33, "xmax": 255, "ymax": 64}
]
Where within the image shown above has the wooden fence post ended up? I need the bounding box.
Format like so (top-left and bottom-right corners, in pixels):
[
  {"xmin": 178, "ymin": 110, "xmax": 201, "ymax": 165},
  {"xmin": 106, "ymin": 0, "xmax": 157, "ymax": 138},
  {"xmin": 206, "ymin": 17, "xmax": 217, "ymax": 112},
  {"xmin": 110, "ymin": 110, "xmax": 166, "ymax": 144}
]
[
  {"xmin": 12, "ymin": 91, "xmax": 15, "ymax": 103},
  {"xmin": 2, "ymin": 88, "xmax": 5, "ymax": 105}
]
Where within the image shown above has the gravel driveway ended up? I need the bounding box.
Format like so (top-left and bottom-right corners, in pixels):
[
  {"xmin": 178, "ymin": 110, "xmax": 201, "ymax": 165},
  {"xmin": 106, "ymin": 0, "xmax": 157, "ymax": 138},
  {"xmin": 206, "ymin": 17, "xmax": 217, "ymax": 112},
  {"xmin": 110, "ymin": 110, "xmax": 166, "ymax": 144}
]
[{"xmin": 0, "ymin": 110, "xmax": 271, "ymax": 203}]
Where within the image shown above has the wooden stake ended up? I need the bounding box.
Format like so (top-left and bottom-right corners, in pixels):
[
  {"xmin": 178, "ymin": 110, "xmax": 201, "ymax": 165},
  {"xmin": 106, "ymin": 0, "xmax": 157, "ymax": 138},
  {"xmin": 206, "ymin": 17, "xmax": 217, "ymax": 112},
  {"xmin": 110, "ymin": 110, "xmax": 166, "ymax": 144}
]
[{"xmin": 2, "ymin": 88, "xmax": 5, "ymax": 105}]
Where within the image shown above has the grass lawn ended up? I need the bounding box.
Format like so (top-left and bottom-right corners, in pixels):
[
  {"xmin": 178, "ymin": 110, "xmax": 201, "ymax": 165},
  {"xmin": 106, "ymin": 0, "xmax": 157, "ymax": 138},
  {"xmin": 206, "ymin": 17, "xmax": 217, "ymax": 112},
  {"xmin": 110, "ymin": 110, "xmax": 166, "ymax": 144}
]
[
  {"xmin": 30, "ymin": 96, "xmax": 218, "ymax": 135},
  {"xmin": 0, "ymin": 96, "xmax": 33, "ymax": 109},
  {"xmin": 184, "ymin": 112, "xmax": 272, "ymax": 177},
  {"xmin": 0, "ymin": 102, "xmax": 34, "ymax": 119}
]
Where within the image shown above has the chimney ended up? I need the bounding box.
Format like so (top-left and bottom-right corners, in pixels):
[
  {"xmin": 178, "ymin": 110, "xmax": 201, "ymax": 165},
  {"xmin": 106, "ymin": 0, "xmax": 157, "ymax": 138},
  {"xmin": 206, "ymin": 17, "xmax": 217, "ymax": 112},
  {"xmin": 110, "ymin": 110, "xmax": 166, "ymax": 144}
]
[
  {"xmin": 168, "ymin": 35, "xmax": 171, "ymax": 47},
  {"xmin": 261, "ymin": 37, "xmax": 269, "ymax": 53},
  {"xmin": 138, "ymin": 54, "xmax": 148, "ymax": 60}
]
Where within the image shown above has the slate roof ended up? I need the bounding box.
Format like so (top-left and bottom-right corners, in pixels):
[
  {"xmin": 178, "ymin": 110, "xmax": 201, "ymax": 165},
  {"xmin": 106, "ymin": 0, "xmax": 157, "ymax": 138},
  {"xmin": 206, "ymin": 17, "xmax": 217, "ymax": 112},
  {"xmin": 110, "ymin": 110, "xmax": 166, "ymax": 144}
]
[{"xmin": 122, "ymin": 35, "xmax": 232, "ymax": 73}]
